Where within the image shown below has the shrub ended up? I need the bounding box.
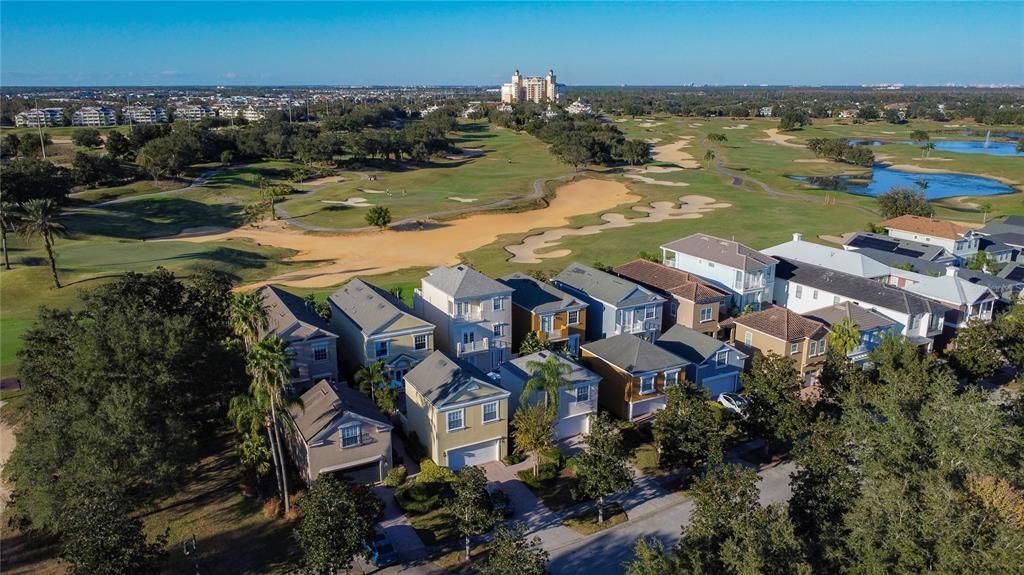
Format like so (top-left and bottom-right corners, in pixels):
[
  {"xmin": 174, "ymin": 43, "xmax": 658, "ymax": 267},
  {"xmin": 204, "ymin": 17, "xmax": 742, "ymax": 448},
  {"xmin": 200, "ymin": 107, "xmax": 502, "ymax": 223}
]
[
  {"xmin": 502, "ymin": 452, "xmax": 526, "ymax": 466},
  {"xmin": 262, "ymin": 496, "xmax": 282, "ymax": 519},
  {"xmin": 383, "ymin": 465, "xmax": 408, "ymax": 488},
  {"xmin": 284, "ymin": 507, "xmax": 302, "ymax": 524},
  {"xmin": 516, "ymin": 462, "xmax": 560, "ymax": 489},
  {"xmin": 289, "ymin": 168, "xmax": 312, "ymax": 182},
  {"xmin": 417, "ymin": 459, "xmax": 457, "ymax": 484},
  {"xmin": 394, "ymin": 480, "xmax": 452, "ymax": 514}
]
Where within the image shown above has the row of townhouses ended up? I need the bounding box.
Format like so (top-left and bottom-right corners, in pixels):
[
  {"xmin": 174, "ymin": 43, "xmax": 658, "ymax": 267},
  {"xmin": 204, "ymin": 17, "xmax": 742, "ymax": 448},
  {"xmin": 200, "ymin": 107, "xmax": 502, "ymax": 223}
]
[
  {"xmin": 15, "ymin": 102, "xmax": 268, "ymax": 127},
  {"xmin": 261, "ymin": 218, "xmax": 1024, "ymax": 485}
]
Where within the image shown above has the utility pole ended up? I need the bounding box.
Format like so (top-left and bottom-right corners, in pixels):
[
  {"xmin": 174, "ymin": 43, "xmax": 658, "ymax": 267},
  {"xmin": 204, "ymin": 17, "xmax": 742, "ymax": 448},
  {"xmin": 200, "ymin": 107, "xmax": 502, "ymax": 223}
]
[{"xmin": 125, "ymin": 93, "xmax": 134, "ymax": 134}]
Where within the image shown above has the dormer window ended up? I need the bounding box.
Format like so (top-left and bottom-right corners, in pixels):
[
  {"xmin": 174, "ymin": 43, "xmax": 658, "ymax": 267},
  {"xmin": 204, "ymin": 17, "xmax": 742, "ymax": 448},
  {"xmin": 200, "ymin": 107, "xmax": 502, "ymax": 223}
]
[{"xmin": 341, "ymin": 424, "xmax": 361, "ymax": 448}]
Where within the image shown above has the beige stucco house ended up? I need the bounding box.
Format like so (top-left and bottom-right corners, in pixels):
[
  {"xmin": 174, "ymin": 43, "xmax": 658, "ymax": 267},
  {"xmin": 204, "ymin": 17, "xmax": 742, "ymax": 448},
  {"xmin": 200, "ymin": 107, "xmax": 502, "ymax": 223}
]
[
  {"xmin": 722, "ymin": 305, "xmax": 829, "ymax": 386},
  {"xmin": 403, "ymin": 351, "xmax": 509, "ymax": 470},
  {"xmin": 329, "ymin": 278, "xmax": 436, "ymax": 384},
  {"xmin": 285, "ymin": 380, "xmax": 393, "ymax": 485},
  {"xmin": 259, "ymin": 285, "xmax": 339, "ymax": 388}
]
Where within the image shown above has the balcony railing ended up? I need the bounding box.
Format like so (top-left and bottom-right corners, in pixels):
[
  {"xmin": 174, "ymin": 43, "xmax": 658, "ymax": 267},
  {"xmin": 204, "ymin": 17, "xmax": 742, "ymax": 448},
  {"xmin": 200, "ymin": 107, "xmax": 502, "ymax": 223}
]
[
  {"xmin": 614, "ymin": 320, "xmax": 660, "ymax": 335},
  {"xmin": 457, "ymin": 337, "xmax": 490, "ymax": 355},
  {"xmin": 566, "ymin": 397, "xmax": 597, "ymax": 417}
]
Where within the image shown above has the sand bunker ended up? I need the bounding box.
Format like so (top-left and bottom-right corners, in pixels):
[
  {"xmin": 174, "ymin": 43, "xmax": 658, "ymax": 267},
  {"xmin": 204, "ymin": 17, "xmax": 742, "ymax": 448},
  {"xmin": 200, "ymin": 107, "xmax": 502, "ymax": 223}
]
[
  {"xmin": 167, "ymin": 179, "xmax": 639, "ymax": 288},
  {"xmin": 359, "ymin": 188, "xmax": 388, "ymax": 194},
  {"xmin": 688, "ymin": 123, "xmax": 704, "ymax": 128},
  {"xmin": 645, "ymin": 138, "xmax": 663, "ymax": 144},
  {"xmin": 505, "ymin": 195, "xmax": 731, "ymax": 264},
  {"xmin": 793, "ymin": 159, "xmax": 830, "ymax": 164},
  {"xmin": 301, "ymin": 175, "xmax": 347, "ymax": 186},
  {"xmin": 449, "ymin": 196, "xmax": 479, "ymax": 203},
  {"xmin": 624, "ymin": 174, "xmax": 690, "ymax": 187},
  {"xmin": 920, "ymin": 157, "xmax": 953, "ymax": 162},
  {"xmin": 323, "ymin": 198, "xmax": 372, "ymax": 207},
  {"xmin": 758, "ymin": 129, "xmax": 805, "ymax": 148},
  {"xmin": 652, "ymin": 138, "xmax": 701, "ymax": 169},
  {"xmin": 637, "ymin": 121, "xmax": 664, "ymax": 128},
  {"xmin": 722, "ymin": 124, "xmax": 749, "ymax": 130},
  {"xmin": 640, "ymin": 166, "xmax": 684, "ymax": 174},
  {"xmin": 446, "ymin": 148, "xmax": 485, "ymax": 160}
]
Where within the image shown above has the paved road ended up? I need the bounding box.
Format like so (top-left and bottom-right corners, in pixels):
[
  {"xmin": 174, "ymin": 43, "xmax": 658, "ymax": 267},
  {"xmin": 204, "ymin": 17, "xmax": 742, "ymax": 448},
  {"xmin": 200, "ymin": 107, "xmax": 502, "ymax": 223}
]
[
  {"xmin": 87, "ymin": 168, "xmax": 226, "ymax": 207},
  {"xmin": 546, "ymin": 460, "xmax": 795, "ymax": 575}
]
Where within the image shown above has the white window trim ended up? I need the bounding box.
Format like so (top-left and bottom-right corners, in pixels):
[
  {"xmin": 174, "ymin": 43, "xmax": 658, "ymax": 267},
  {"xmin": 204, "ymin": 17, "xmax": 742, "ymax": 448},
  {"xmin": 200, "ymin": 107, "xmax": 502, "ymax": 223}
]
[
  {"xmin": 575, "ymin": 384, "xmax": 590, "ymax": 402},
  {"xmin": 644, "ymin": 305, "xmax": 657, "ymax": 320},
  {"xmin": 374, "ymin": 340, "xmax": 390, "ymax": 358},
  {"xmin": 567, "ymin": 310, "xmax": 580, "ymax": 325},
  {"xmin": 795, "ymin": 285, "xmax": 803, "ymax": 298},
  {"xmin": 639, "ymin": 375, "xmax": 656, "ymax": 395},
  {"xmin": 340, "ymin": 423, "xmax": 361, "ymax": 449},
  {"xmin": 414, "ymin": 334, "xmax": 429, "ymax": 351},
  {"xmin": 716, "ymin": 350, "xmax": 729, "ymax": 366},
  {"xmin": 700, "ymin": 307, "xmax": 713, "ymax": 323},
  {"xmin": 482, "ymin": 401, "xmax": 499, "ymax": 424},
  {"xmin": 446, "ymin": 409, "xmax": 465, "ymax": 432},
  {"xmin": 312, "ymin": 342, "xmax": 330, "ymax": 361},
  {"xmin": 790, "ymin": 342, "xmax": 800, "ymax": 355},
  {"xmin": 492, "ymin": 296, "xmax": 504, "ymax": 311},
  {"xmin": 664, "ymin": 370, "xmax": 679, "ymax": 387},
  {"xmin": 743, "ymin": 331, "xmax": 753, "ymax": 347},
  {"xmin": 809, "ymin": 340, "xmax": 818, "ymax": 357},
  {"xmin": 540, "ymin": 314, "xmax": 554, "ymax": 331}
]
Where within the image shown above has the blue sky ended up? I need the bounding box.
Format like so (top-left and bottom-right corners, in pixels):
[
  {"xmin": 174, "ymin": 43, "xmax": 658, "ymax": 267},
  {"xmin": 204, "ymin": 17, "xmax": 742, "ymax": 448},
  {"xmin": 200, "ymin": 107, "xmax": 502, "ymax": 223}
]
[{"xmin": 2, "ymin": 1, "xmax": 1022, "ymax": 86}]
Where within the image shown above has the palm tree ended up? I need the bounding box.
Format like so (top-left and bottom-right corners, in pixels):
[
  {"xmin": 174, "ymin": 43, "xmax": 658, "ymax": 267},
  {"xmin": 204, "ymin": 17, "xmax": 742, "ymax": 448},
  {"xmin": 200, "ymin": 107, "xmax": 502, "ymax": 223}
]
[
  {"xmin": 228, "ymin": 393, "xmax": 275, "ymax": 497},
  {"xmin": 247, "ymin": 334, "xmax": 296, "ymax": 514},
  {"xmin": 703, "ymin": 149, "xmax": 716, "ymax": 169},
  {"xmin": 522, "ymin": 354, "xmax": 572, "ymax": 414},
  {"xmin": 0, "ymin": 198, "xmax": 14, "ymax": 270},
  {"xmin": 355, "ymin": 360, "xmax": 390, "ymax": 403},
  {"xmin": 828, "ymin": 317, "xmax": 861, "ymax": 358},
  {"xmin": 924, "ymin": 142, "xmax": 936, "ymax": 158},
  {"xmin": 231, "ymin": 290, "xmax": 269, "ymax": 351},
  {"xmin": 17, "ymin": 198, "xmax": 66, "ymax": 288}
]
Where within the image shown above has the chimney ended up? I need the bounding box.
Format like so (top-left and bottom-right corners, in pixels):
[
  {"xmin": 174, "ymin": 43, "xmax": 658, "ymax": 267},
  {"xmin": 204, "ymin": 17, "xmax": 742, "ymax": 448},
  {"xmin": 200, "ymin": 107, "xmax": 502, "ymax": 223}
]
[
  {"xmin": 793, "ymin": 232, "xmax": 802, "ymax": 242},
  {"xmin": 946, "ymin": 266, "xmax": 958, "ymax": 277}
]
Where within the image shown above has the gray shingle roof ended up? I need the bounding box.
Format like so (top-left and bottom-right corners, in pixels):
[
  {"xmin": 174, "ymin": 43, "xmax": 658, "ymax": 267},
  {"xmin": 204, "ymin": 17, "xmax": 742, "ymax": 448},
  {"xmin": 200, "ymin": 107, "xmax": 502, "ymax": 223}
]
[
  {"xmin": 855, "ymin": 247, "xmax": 948, "ymax": 276},
  {"xmin": 982, "ymin": 232, "xmax": 1024, "ymax": 249},
  {"xmin": 655, "ymin": 324, "xmax": 743, "ymax": 365},
  {"xmin": 288, "ymin": 380, "xmax": 390, "ymax": 443},
  {"xmin": 422, "ymin": 265, "xmax": 511, "ymax": 299},
  {"xmin": 500, "ymin": 273, "xmax": 586, "ymax": 314},
  {"xmin": 501, "ymin": 350, "xmax": 599, "ymax": 386},
  {"xmin": 843, "ymin": 231, "xmax": 948, "ymax": 261},
  {"xmin": 998, "ymin": 263, "xmax": 1024, "ymax": 282},
  {"xmin": 554, "ymin": 262, "xmax": 664, "ymax": 307},
  {"xmin": 404, "ymin": 351, "xmax": 507, "ymax": 405},
  {"xmin": 261, "ymin": 285, "xmax": 337, "ymax": 341},
  {"xmin": 329, "ymin": 278, "xmax": 432, "ymax": 336},
  {"xmin": 582, "ymin": 333, "xmax": 689, "ymax": 374},
  {"xmin": 804, "ymin": 302, "xmax": 899, "ymax": 331},
  {"xmin": 661, "ymin": 233, "xmax": 777, "ymax": 271},
  {"xmin": 774, "ymin": 256, "xmax": 949, "ymax": 316}
]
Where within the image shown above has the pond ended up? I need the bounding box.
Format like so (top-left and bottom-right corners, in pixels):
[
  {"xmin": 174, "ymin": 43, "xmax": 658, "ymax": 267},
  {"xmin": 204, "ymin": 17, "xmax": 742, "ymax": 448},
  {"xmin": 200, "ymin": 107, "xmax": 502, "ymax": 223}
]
[
  {"xmin": 847, "ymin": 139, "xmax": 1023, "ymax": 157},
  {"xmin": 789, "ymin": 165, "xmax": 1016, "ymax": 200}
]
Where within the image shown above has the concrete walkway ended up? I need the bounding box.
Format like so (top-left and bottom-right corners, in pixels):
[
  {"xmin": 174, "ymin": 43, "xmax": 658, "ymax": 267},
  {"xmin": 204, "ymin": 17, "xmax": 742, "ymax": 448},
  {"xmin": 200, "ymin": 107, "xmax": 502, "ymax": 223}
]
[
  {"xmin": 374, "ymin": 486, "xmax": 427, "ymax": 562},
  {"xmin": 481, "ymin": 460, "xmax": 580, "ymax": 550}
]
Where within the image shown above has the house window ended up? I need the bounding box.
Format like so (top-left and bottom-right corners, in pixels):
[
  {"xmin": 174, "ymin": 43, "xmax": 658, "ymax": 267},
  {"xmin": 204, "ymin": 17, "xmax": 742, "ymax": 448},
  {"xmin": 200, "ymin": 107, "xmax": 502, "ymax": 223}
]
[
  {"xmin": 312, "ymin": 342, "xmax": 329, "ymax": 362},
  {"xmin": 414, "ymin": 334, "xmax": 428, "ymax": 351},
  {"xmin": 790, "ymin": 342, "xmax": 800, "ymax": 355},
  {"xmin": 447, "ymin": 409, "xmax": 464, "ymax": 432},
  {"xmin": 735, "ymin": 270, "xmax": 743, "ymax": 288},
  {"xmin": 665, "ymin": 371, "xmax": 679, "ymax": 386},
  {"xmin": 374, "ymin": 340, "xmax": 389, "ymax": 358},
  {"xmin": 818, "ymin": 340, "xmax": 827, "ymax": 356},
  {"xmin": 700, "ymin": 307, "xmax": 713, "ymax": 323},
  {"xmin": 493, "ymin": 323, "xmax": 505, "ymax": 337},
  {"xmin": 743, "ymin": 331, "xmax": 753, "ymax": 347},
  {"xmin": 482, "ymin": 401, "xmax": 499, "ymax": 423},
  {"xmin": 795, "ymin": 285, "xmax": 803, "ymax": 298},
  {"xmin": 909, "ymin": 315, "xmax": 921, "ymax": 331},
  {"xmin": 567, "ymin": 310, "xmax": 580, "ymax": 325},
  {"xmin": 575, "ymin": 385, "xmax": 590, "ymax": 402},
  {"xmin": 492, "ymin": 296, "xmax": 504, "ymax": 311},
  {"xmin": 645, "ymin": 305, "xmax": 657, "ymax": 320},
  {"xmin": 812, "ymin": 289, "xmax": 819, "ymax": 300},
  {"xmin": 455, "ymin": 301, "xmax": 471, "ymax": 317},
  {"xmin": 639, "ymin": 375, "xmax": 655, "ymax": 394},
  {"xmin": 833, "ymin": 296, "xmax": 840, "ymax": 305},
  {"xmin": 809, "ymin": 340, "xmax": 818, "ymax": 356},
  {"xmin": 462, "ymin": 330, "xmax": 476, "ymax": 344},
  {"xmin": 341, "ymin": 424, "xmax": 361, "ymax": 448},
  {"xmin": 716, "ymin": 350, "xmax": 729, "ymax": 366},
  {"xmin": 540, "ymin": 314, "xmax": 554, "ymax": 333}
]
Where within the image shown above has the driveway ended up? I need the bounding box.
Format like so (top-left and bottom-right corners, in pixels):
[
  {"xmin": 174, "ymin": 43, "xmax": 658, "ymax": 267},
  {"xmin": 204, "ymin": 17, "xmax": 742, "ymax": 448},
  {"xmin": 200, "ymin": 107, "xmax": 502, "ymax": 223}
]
[{"xmin": 480, "ymin": 461, "xmax": 580, "ymax": 550}]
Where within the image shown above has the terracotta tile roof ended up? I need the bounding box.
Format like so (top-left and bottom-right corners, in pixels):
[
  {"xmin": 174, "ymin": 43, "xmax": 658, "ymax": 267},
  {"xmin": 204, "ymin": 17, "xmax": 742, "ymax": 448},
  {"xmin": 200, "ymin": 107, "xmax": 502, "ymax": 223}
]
[
  {"xmin": 880, "ymin": 215, "xmax": 973, "ymax": 241},
  {"xmin": 722, "ymin": 305, "xmax": 827, "ymax": 342},
  {"xmin": 613, "ymin": 259, "xmax": 728, "ymax": 304}
]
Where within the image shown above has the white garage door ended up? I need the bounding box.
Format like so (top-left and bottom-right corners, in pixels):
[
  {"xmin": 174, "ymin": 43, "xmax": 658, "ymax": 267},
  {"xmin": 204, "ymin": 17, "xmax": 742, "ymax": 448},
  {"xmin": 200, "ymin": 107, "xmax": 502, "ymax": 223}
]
[
  {"xmin": 702, "ymin": 373, "xmax": 739, "ymax": 399},
  {"xmin": 555, "ymin": 414, "xmax": 590, "ymax": 439},
  {"xmin": 447, "ymin": 439, "xmax": 499, "ymax": 470}
]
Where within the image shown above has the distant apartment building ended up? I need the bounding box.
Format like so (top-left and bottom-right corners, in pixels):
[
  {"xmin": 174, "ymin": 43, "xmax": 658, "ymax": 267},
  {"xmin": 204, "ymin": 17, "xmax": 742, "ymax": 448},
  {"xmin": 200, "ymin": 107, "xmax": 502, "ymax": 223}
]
[
  {"xmin": 501, "ymin": 69, "xmax": 562, "ymax": 104},
  {"xmin": 15, "ymin": 108, "xmax": 64, "ymax": 127},
  {"xmin": 175, "ymin": 104, "xmax": 215, "ymax": 122},
  {"xmin": 122, "ymin": 105, "xmax": 167, "ymax": 124},
  {"xmin": 71, "ymin": 106, "xmax": 117, "ymax": 126}
]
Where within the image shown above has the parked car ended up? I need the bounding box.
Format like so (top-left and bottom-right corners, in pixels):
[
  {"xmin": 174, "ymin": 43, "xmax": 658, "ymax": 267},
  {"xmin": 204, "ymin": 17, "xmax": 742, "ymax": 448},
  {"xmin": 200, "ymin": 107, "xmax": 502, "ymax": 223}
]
[
  {"xmin": 718, "ymin": 393, "xmax": 748, "ymax": 417},
  {"xmin": 364, "ymin": 529, "xmax": 399, "ymax": 568}
]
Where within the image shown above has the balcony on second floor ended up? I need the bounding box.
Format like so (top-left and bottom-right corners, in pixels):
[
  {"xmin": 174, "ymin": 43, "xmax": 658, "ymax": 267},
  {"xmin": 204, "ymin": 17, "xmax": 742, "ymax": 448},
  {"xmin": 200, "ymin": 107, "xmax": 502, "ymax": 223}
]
[
  {"xmin": 614, "ymin": 319, "xmax": 661, "ymax": 336},
  {"xmin": 457, "ymin": 336, "xmax": 490, "ymax": 355},
  {"xmin": 566, "ymin": 395, "xmax": 598, "ymax": 417}
]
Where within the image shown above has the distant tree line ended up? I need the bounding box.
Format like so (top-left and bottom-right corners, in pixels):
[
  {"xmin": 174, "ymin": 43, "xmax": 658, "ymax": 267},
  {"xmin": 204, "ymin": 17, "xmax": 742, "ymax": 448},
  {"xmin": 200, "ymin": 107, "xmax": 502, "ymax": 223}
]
[{"xmin": 806, "ymin": 138, "xmax": 876, "ymax": 166}]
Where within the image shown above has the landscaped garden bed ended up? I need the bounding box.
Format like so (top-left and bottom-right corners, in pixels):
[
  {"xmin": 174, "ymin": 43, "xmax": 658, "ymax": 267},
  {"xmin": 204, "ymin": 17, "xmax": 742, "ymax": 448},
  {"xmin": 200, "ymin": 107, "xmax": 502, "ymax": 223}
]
[{"xmin": 563, "ymin": 502, "xmax": 628, "ymax": 535}]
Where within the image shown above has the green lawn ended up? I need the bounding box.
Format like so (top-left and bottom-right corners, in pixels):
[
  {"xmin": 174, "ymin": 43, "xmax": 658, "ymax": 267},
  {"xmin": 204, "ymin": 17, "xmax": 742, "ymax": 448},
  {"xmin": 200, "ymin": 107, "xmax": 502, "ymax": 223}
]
[
  {"xmin": 69, "ymin": 179, "xmax": 183, "ymax": 203},
  {"xmin": 517, "ymin": 464, "xmax": 578, "ymax": 512},
  {"xmin": 563, "ymin": 502, "xmax": 627, "ymax": 535}
]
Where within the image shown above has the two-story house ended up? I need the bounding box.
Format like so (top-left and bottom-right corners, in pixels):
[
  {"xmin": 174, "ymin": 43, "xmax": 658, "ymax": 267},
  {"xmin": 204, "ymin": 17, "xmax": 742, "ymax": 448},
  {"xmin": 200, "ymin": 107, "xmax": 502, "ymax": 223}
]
[
  {"xmin": 285, "ymin": 379, "xmax": 393, "ymax": 484},
  {"xmin": 413, "ymin": 265, "xmax": 513, "ymax": 373},
  {"xmin": 805, "ymin": 302, "xmax": 901, "ymax": 365},
  {"xmin": 843, "ymin": 231, "xmax": 954, "ymax": 264},
  {"xmin": 581, "ymin": 334, "xmax": 690, "ymax": 421},
  {"xmin": 771, "ymin": 256, "xmax": 949, "ymax": 350},
  {"xmin": 654, "ymin": 324, "xmax": 747, "ymax": 398},
  {"xmin": 887, "ymin": 267, "xmax": 997, "ymax": 348},
  {"xmin": 764, "ymin": 233, "xmax": 891, "ymax": 280},
  {"xmin": 660, "ymin": 233, "xmax": 778, "ymax": 312},
  {"xmin": 500, "ymin": 272, "xmax": 588, "ymax": 356},
  {"xmin": 329, "ymin": 278, "xmax": 436, "ymax": 385},
  {"xmin": 881, "ymin": 215, "xmax": 978, "ymax": 265},
  {"xmin": 721, "ymin": 305, "xmax": 830, "ymax": 386},
  {"xmin": 403, "ymin": 351, "xmax": 510, "ymax": 470},
  {"xmin": 499, "ymin": 350, "xmax": 601, "ymax": 439},
  {"xmin": 612, "ymin": 259, "xmax": 729, "ymax": 337},
  {"xmin": 553, "ymin": 262, "xmax": 666, "ymax": 342},
  {"xmin": 259, "ymin": 285, "xmax": 340, "ymax": 388}
]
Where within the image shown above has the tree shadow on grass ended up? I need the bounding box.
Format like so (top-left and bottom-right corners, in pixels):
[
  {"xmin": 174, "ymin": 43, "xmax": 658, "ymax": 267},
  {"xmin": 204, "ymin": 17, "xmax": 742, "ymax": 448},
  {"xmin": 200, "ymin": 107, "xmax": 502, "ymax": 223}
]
[{"xmin": 64, "ymin": 198, "xmax": 243, "ymax": 240}]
